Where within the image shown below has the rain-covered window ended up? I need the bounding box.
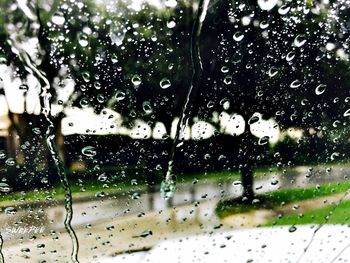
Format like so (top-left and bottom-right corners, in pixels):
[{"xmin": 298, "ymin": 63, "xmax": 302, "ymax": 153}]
[{"xmin": 1, "ymin": 0, "xmax": 350, "ymax": 262}]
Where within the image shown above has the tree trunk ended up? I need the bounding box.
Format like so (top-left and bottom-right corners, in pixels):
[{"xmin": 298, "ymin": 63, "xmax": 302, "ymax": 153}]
[{"xmin": 240, "ymin": 162, "xmax": 254, "ymax": 201}]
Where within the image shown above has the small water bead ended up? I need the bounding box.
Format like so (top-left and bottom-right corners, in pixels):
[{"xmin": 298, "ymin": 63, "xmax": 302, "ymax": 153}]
[
  {"xmin": 248, "ymin": 114, "xmax": 260, "ymax": 125},
  {"xmin": 82, "ymin": 71, "xmax": 90, "ymax": 82},
  {"xmin": 257, "ymin": 0, "xmax": 278, "ymax": 11},
  {"xmin": 224, "ymin": 75, "xmax": 232, "ymax": 85},
  {"xmin": 32, "ymin": 128, "xmax": 41, "ymax": 135},
  {"xmin": 286, "ymin": 51, "xmax": 295, "ymax": 61},
  {"xmin": 0, "ymin": 150, "xmax": 6, "ymax": 159},
  {"xmin": 233, "ymin": 31, "xmax": 244, "ymax": 42},
  {"xmin": 132, "ymin": 74, "xmax": 141, "ymax": 86},
  {"xmin": 142, "ymin": 101, "xmax": 153, "ymax": 114},
  {"xmin": 111, "ymin": 54, "xmax": 118, "ymax": 63},
  {"xmin": 288, "ymin": 225, "xmax": 297, "ymax": 233},
  {"xmin": 52, "ymin": 14, "xmax": 65, "ymax": 25},
  {"xmin": 97, "ymin": 94, "xmax": 105, "ymax": 103},
  {"xmin": 294, "ymin": 35, "xmax": 306, "ymax": 48},
  {"xmin": 167, "ymin": 21, "xmax": 176, "ymax": 29},
  {"xmin": 5, "ymin": 207, "xmax": 17, "ymax": 215},
  {"xmin": 260, "ymin": 20, "xmax": 269, "ymax": 29},
  {"xmin": 82, "ymin": 146, "xmax": 97, "ymax": 157},
  {"xmin": 343, "ymin": 109, "xmax": 350, "ymax": 117},
  {"xmin": 115, "ymin": 90, "xmax": 126, "ymax": 101},
  {"xmin": 258, "ymin": 136, "xmax": 270, "ymax": 145},
  {"xmin": 5, "ymin": 158, "xmax": 15, "ymax": 166},
  {"xmin": 94, "ymin": 81, "xmax": 101, "ymax": 90},
  {"xmin": 290, "ymin": 80, "xmax": 302, "ymax": 89},
  {"xmin": 131, "ymin": 192, "xmax": 141, "ymax": 200},
  {"xmin": 78, "ymin": 33, "xmax": 89, "ymax": 47},
  {"xmin": 221, "ymin": 66, "xmax": 229, "ymax": 73},
  {"xmin": 268, "ymin": 66, "xmax": 278, "ymax": 77},
  {"xmin": 0, "ymin": 183, "xmax": 12, "ymax": 193},
  {"xmin": 79, "ymin": 97, "xmax": 89, "ymax": 108},
  {"xmin": 19, "ymin": 84, "xmax": 29, "ymax": 91},
  {"xmin": 160, "ymin": 78, "xmax": 171, "ymax": 89},
  {"xmin": 315, "ymin": 84, "xmax": 326, "ymax": 95},
  {"xmin": 278, "ymin": 5, "xmax": 291, "ymax": 15},
  {"xmin": 0, "ymin": 55, "xmax": 7, "ymax": 64}
]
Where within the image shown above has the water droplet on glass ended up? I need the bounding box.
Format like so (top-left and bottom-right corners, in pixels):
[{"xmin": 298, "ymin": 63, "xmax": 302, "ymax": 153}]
[
  {"xmin": 268, "ymin": 66, "xmax": 278, "ymax": 77},
  {"xmin": 0, "ymin": 183, "xmax": 12, "ymax": 193},
  {"xmin": 78, "ymin": 33, "xmax": 89, "ymax": 47},
  {"xmin": 111, "ymin": 54, "xmax": 118, "ymax": 63},
  {"xmin": 132, "ymin": 74, "xmax": 141, "ymax": 86},
  {"xmin": 248, "ymin": 114, "xmax": 260, "ymax": 125},
  {"xmin": 258, "ymin": 136, "xmax": 270, "ymax": 145},
  {"xmin": 221, "ymin": 66, "xmax": 229, "ymax": 73},
  {"xmin": 131, "ymin": 192, "xmax": 141, "ymax": 200},
  {"xmin": 5, "ymin": 207, "xmax": 17, "ymax": 215},
  {"xmin": 260, "ymin": 21, "xmax": 269, "ymax": 29},
  {"xmin": 315, "ymin": 84, "xmax": 326, "ymax": 95},
  {"xmin": 82, "ymin": 71, "xmax": 90, "ymax": 82},
  {"xmin": 278, "ymin": 5, "xmax": 291, "ymax": 15},
  {"xmin": 142, "ymin": 101, "xmax": 153, "ymax": 115},
  {"xmin": 133, "ymin": 229, "xmax": 152, "ymax": 238},
  {"xmin": 82, "ymin": 146, "xmax": 97, "ymax": 157},
  {"xmin": 344, "ymin": 109, "xmax": 350, "ymax": 117},
  {"xmin": 115, "ymin": 90, "xmax": 126, "ymax": 101},
  {"xmin": 79, "ymin": 97, "xmax": 89, "ymax": 108},
  {"xmin": 5, "ymin": 158, "xmax": 15, "ymax": 166},
  {"xmin": 160, "ymin": 179, "xmax": 176, "ymax": 199},
  {"xmin": 98, "ymin": 173, "xmax": 107, "ymax": 182},
  {"xmin": 288, "ymin": 225, "xmax": 297, "ymax": 233},
  {"xmin": 290, "ymin": 80, "xmax": 301, "ymax": 89},
  {"xmin": 294, "ymin": 35, "xmax": 306, "ymax": 48},
  {"xmin": 233, "ymin": 31, "xmax": 244, "ymax": 42},
  {"xmin": 19, "ymin": 84, "xmax": 29, "ymax": 91},
  {"xmin": 0, "ymin": 55, "xmax": 7, "ymax": 64},
  {"xmin": 224, "ymin": 75, "xmax": 232, "ymax": 85},
  {"xmin": 52, "ymin": 14, "xmax": 65, "ymax": 25},
  {"xmin": 167, "ymin": 21, "xmax": 176, "ymax": 28},
  {"xmin": 160, "ymin": 78, "xmax": 171, "ymax": 89},
  {"xmin": 0, "ymin": 151, "xmax": 6, "ymax": 159},
  {"xmin": 286, "ymin": 51, "xmax": 295, "ymax": 61},
  {"xmin": 257, "ymin": 0, "xmax": 278, "ymax": 11}
]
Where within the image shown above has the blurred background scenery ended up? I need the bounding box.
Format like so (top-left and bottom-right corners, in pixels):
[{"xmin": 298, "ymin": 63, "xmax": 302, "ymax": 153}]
[{"xmin": 1, "ymin": 0, "xmax": 350, "ymax": 262}]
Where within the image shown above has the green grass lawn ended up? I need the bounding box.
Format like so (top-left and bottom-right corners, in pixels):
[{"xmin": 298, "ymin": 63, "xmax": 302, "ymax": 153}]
[
  {"xmin": 216, "ymin": 180, "xmax": 350, "ymax": 218},
  {"xmin": 265, "ymin": 199, "xmax": 350, "ymax": 226}
]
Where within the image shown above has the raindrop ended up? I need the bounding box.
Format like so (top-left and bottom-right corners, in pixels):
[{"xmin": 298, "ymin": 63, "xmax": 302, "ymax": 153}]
[
  {"xmin": 221, "ymin": 66, "xmax": 229, "ymax": 73},
  {"xmin": 132, "ymin": 74, "xmax": 141, "ymax": 86},
  {"xmin": 286, "ymin": 51, "xmax": 295, "ymax": 61},
  {"xmin": 82, "ymin": 146, "xmax": 97, "ymax": 157},
  {"xmin": 260, "ymin": 21, "xmax": 269, "ymax": 29},
  {"xmin": 82, "ymin": 71, "xmax": 90, "ymax": 82},
  {"xmin": 268, "ymin": 66, "xmax": 278, "ymax": 77},
  {"xmin": 111, "ymin": 54, "xmax": 118, "ymax": 63},
  {"xmin": 5, "ymin": 158, "xmax": 15, "ymax": 166},
  {"xmin": 52, "ymin": 14, "xmax": 65, "ymax": 25},
  {"xmin": 294, "ymin": 35, "xmax": 306, "ymax": 48},
  {"xmin": 78, "ymin": 33, "xmax": 89, "ymax": 47},
  {"xmin": 131, "ymin": 192, "xmax": 141, "ymax": 200},
  {"xmin": 79, "ymin": 97, "xmax": 89, "ymax": 108},
  {"xmin": 288, "ymin": 225, "xmax": 297, "ymax": 233},
  {"xmin": 233, "ymin": 31, "xmax": 244, "ymax": 42},
  {"xmin": 133, "ymin": 229, "xmax": 152, "ymax": 238},
  {"xmin": 344, "ymin": 109, "xmax": 350, "ymax": 117},
  {"xmin": 160, "ymin": 78, "xmax": 171, "ymax": 89},
  {"xmin": 248, "ymin": 114, "xmax": 260, "ymax": 125},
  {"xmin": 32, "ymin": 128, "xmax": 41, "ymax": 135},
  {"xmin": 278, "ymin": 5, "xmax": 291, "ymax": 15},
  {"xmin": 207, "ymin": 101, "xmax": 214, "ymax": 108},
  {"xmin": 330, "ymin": 152, "xmax": 340, "ymax": 161},
  {"xmin": 142, "ymin": 101, "xmax": 153, "ymax": 114},
  {"xmin": 258, "ymin": 136, "xmax": 270, "ymax": 145},
  {"xmin": 0, "ymin": 55, "xmax": 7, "ymax": 64},
  {"xmin": 290, "ymin": 80, "xmax": 302, "ymax": 89},
  {"xmin": 167, "ymin": 21, "xmax": 176, "ymax": 28},
  {"xmin": 115, "ymin": 90, "xmax": 126, "ymax": 101},
  {"xmin": 315, "ymin": 84, "xmax": 326, "ymax": 95},
  {"xmin": 0, "ymin": 183, "xmax": 12, "ymax": 193},
  {"xmin": 0, "ymin": 151, "xmax": 6, "ymax": 159},
  {"xmin": 257, "ymin": 0, "xmax": 278, "ymax": 11},
  {"xmin": 19, "ymin": 84, "xmax": 29, "ymax": 91},
  {"xmin": 5, "ymin": 207, "xmax": 17, "ymax": 215},
  {"xmin": 224, "ymin": 75, "xmax": 232, "ymax": 85},
  {"xmin": 98, "ymin": 173, "xmax": 107, "ymax": 182}
]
